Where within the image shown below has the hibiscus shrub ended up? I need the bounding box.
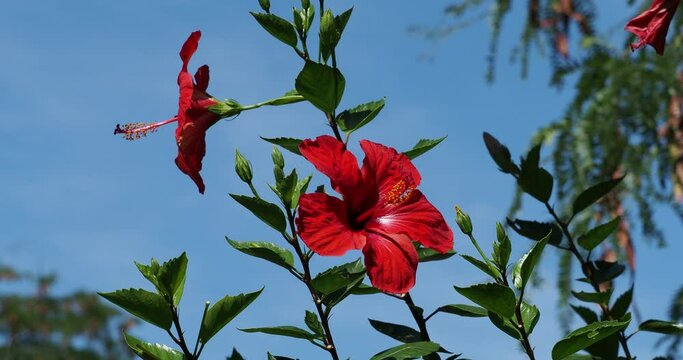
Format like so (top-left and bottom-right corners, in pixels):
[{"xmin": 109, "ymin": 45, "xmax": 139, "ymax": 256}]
[{"xmin": 104, "ymin": 0, "xmax": 683, "ymax": 359}]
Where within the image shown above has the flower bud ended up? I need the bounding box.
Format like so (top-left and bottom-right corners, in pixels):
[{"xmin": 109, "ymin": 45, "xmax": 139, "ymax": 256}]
[
  {"xmin": 235, "ymin": 150, "xmax": 253, "ymax": 183},
  {"xmin": 301, "ymin": 0, "xmax": 310, "ymax": 9},
  {"xmin": 455, "ymin": 206, "xmax": 473, "ymax": 235},
  {"xmin": 258, "ymin": 0, "xmax": 270, "ymax": 12},
  {"xmin": 271, "ymin": 146, "xmax": 285, "ymax": 169}
]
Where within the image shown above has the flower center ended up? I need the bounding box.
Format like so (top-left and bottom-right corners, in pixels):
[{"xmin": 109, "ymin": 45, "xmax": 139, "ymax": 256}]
[{"xmin": 384, "ymin": 179, "xmax": 415, "ymax": 205}]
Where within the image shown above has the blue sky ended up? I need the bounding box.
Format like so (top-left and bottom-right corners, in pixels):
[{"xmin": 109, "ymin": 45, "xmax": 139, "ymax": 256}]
[{"xmin": 1, "ymin": 0, "xmax": 681, "ymax": 359}]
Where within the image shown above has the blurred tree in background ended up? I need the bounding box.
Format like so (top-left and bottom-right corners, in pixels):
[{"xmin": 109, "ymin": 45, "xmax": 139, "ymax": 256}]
[
  {"xmin": 0, "ymin": 265, "xmax": 132, "ymax": 360},
  {"xmin": 419, "ymin": 0, "xmax": 683, "ymax": 355}
]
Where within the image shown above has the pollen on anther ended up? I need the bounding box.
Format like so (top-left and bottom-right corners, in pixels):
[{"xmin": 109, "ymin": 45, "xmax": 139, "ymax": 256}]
[
  {"xmin": 114, "ymin": 117, "xmax": 177, "ymax": 141},
  {"xmin": 384, "ymin": 179, "xmax": 415, "ymax": 205}
]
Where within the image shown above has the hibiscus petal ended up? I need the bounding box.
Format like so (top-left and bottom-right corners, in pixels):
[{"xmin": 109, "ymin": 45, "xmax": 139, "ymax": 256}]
[
  {"xmin": 175, "ymin": 122, "xmax": 207, "ymax": 194},
  {"xmin": 360, "ymin": 140, "xmax": 421, "ymax": 204},
  {"xmin": 296, "ymin": 193, "xmax": 366, "ymax": 256},
  {"xmin": 299, "ymin": 135, "xmax": 364, "ymax": 198},
  {"xmin": 179, "ymin": 31, "xmax": 201, "ymax": 72},
  {"xmin": 370, "ymin": 190, "xmax": 453, "ymax": 254},
  {"xmin": 362, "ymin": 231, "xmax": 418, "ymax": 294},
  {"xmin": 194, "ymin": 65, "xmax": 210, "ymax": 93},
  {"xmin": 625, "ymin": 0, "xmax": 680, "ymax": 55}
]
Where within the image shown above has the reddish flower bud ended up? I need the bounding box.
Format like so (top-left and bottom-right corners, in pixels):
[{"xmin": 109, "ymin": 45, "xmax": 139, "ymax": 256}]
[{"xmin": 625, "ymin": 0, "xmax": 680, "ymax": 55}]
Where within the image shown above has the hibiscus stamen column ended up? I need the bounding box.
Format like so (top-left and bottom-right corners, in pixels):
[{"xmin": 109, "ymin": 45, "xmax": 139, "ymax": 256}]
[{"xmin": 283, "ymin": 206, "xmax": 340, "ymax": 360}]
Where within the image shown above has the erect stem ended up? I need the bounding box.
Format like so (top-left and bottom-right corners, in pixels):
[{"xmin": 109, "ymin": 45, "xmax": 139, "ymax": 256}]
[
  {"xmin": 466, "ymin": 233, "xmax": 500, "ymax": 280},
  {"xmin": 168, "ymin": 305, "xmax": 195, "ymax": 359},
  {"xmin": 402, "ymin": 292, "xmax": 431, "ymax": 341},
  {"xmin": 283, "ymin": 207, "xmax": 340, "ymax": 360},
  {"xmin": 497, "ymin": 265, "xmax": 536, "ymax": 360},
  {"xmin": 544, "ymin": 202, "xmax": 633, "ymax": 359}
]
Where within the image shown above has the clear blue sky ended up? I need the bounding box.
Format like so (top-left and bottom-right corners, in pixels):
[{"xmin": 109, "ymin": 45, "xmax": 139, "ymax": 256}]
[{"xmin": 1, "ymin": 0, "xmax": 680, "ymax": 359}]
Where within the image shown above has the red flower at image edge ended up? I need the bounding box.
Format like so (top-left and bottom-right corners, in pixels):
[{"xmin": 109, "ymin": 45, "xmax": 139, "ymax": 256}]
[
  {"xmin": 115, "ymin": 31, "xmax": 220, "ymax": 193},
  {"xmin": 625, "ymin": 0, "xmax": 680, "ymax": 55},
  {"xmin": 295, "ymin": 136, "xmax": 454, "ymax": 294}
]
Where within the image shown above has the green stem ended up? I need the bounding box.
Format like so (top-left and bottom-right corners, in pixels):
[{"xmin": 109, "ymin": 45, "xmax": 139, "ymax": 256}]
[{"xmin": 466, "ymin": 233, "xmax": 499, "ymax": 279}]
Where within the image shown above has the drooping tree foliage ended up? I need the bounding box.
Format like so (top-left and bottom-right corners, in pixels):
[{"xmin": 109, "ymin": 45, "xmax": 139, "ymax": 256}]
[
  {"xmin": 0, "ymin": 266, "xmax": 133, "ymax": 359},
  {"xmin": 427, "ymin": 0, "xmax": 683, "ymax": 354}
]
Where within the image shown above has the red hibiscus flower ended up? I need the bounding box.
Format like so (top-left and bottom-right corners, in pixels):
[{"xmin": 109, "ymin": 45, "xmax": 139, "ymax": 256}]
[
  {"xmin": 295, "ymin": 135, "xmax": 453, "ymax": 294},
  {"xmin": 625, "ymin": 0, "xmax": 680, "ymax": 55},
  {"xmin": 115, "ymin": 31, "xmax": 224, "ymax": 193}
]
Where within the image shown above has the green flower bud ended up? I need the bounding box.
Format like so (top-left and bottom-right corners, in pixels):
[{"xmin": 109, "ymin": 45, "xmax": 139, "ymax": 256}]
[
  {"xmin": 258, "ymin": 0, "xmax": 270, "ymax": 12},
  {"xmin": 235, "ymin": 150, "xmax": 253, "ymax": 183},
  {"xmin": 455, "ymin": 206, "xmax": 473, "ymax": 235},
  {"xmin": 273, "ymin": 166, "xmax": 285, "ymax": 182},
  {"xmin": 301, "ymin": 0, "xmax": 310, "ymax": 9},
  {"xmin": 271, "ymin": 146, "xmax": 285, "ymax": 169}
]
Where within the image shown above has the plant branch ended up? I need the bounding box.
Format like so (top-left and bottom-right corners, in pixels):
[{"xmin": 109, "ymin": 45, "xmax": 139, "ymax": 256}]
[
  {"xmin": 284, "ymin": 207, "xmax": 340, "ymax": 360},
  {"xmin": 402, "ymin": 292, "xmax": 432, "ymax": 342},
  {"xmin": 169, "ymin": 305, "xmax": 195, "ymax": 359}
]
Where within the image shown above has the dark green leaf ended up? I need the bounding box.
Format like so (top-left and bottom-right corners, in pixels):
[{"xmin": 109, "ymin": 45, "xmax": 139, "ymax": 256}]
[
  {"xmin": 454, "ymin": 283, "xmax": 516, "ymax": 318},
  {"xmin": 585, "ymin": 334, "xmax": 619, "ymax": 360},
  {"xmin": 488, "ymin": 312, "xmax": 521, "ymax": 339},
  {"xmin": 370, "ymin": 341, "xmax": 441, "ymax": 360},
  {"xmin": 304, "ymin": 311, "xmax": 324, "ymax": 338},
  {"xmin": 518, "ymin": 144, "xmax": 554, "ymax": 202},
  {"xmin": 493, "ymin": 222, "xmax": 511, "ymax": 269},
  {"xmin": 591, "ymin": 261, "xmax": 625, "ymax": 285},
  {"xmin": 571, "ymin": 289, "xmax": 613, "ymax": 305},
  {"xmin": 156, "ymin": 252, "xmax": 187, "ymax": 307},
  {"xmin": 199, "ymin": 288, "xmax": 263, "ymax": 343},
  {"xmin": 571, "ymin": 305, "xmax": 598, "ymax": 325},
  {"xmin": 336, "ymin": 98, "xmax": 385, "ymax": 133},
  {"xmin": 229, "ymin": 194, "xmax": 287, "ymax": 233},
  {"xmin": 295, "ymin": 61, "xmax": 345, "ymax": 113},
  {"xmin": 460, "ymin": 254, "xmax": 499, "ymax": 279},
  {"xmin": 311, "ymin": 259, "xmax": 365, "ymax": 295},
  {"xmin": 436, "ymin": 304, "xmax": 488, "ymax": 318},
  {"xmin": 417, "ymin": 246, "xmax": 456, "ymax": 263},
  {"xmin": 512, "ymin": 233, "xmax": 549, "ymax": 290},
  {"xmin": 267, "ymin": 354, "xmax": 297, "ymax": 360},
  {"xmin": 349, "ymin": 282, "xmax": 381, "ymax": 295},
  {"xmin": 403, "ymin": 136, "xmax": 448, "ymax": 160},
  {"xmin": 261, "ymin": 137, "xmax": 303, "ymax": 155},
  {"xmin": 638, "ymin": 320, "xmax": 683, "ymax": 335},
  {"xmin": 369, "ymin": 319, "xmax": 421, "ymax": 343},
  {"xmin": 578, "ymin": 217, "xmax": 620, "ymax": 251},
  {"xmin": 520, "ymin": 302, "xmax": 540, "ymax": 335},
  {"xmin": 251, "ymin": 12, "xmax": 298, "ymax": 48},
  {"xmin": 572, "ymin": 177, "xmax": 625, "ymax": 216},
  {"xmin": 551, "ymin": 316, "xmax": 631, "ymax": 360},
  {"xmin": 240, "ymin": 326, "xmax": 318, "ymax": 340},
  {"xmin": 482, "ymin": 132, "xmax": 519, "ymax": 174},
  {"xmin": 226, "ymin": 238, "xmax": 295, "ymax": 271},
  {"xmin": 227, "ymin": 348, "xmax": 246, "ymax": 360},
  {"xmin": 611, "ymin": 286, "xmax": 633, "ymax": 319},
  {"xmin": 507, "ymin": 218, "xmax": 563, "ymax": 246},
  {"xmin": 98, "ymin": 289, "xmax": 172, "ymax": 330},
  {"xmin": 123, "ymin": 333, "xmax": 183, "ymax": 360}
]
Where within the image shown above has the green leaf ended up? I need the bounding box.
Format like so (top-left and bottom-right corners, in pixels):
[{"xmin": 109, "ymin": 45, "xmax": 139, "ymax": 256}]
[
  {"xmin": 292, "ymin": 175, "xmax": 312, "ymax": 209},
  {"xmin": 226, "ymin": 238, "xmax": 295, "ymax": 271},
  {"xmin": 251, "ymin": 12, "xmax": 298, "ymax": 48},
  {"xmin": 435, "ymin": 304, "xmax": 488, "ymax": 318},
  {"xmin": 610, "ymin": 286, "xmax": 633, "ymax": 319},
  {"xmin": 454, "ymin": 283, "xmax": 516, "ymax": 318},
  {"xmin": 123, "ymin": 333, "xmax": 183, "ymax": 360},
  {"xmin": 578, "ymin": 217, "xmax": 620, "ymax": 251},
  {"xmin": 520, "ymin": 302, "xmax": 540, "ymax": 335},
  {"xmin": 417, "ymin": 247, "xmax": 456, "ymax": 263},
  {"xmin": 572, "ymin": 177, "xmax": 625, "ymax": 216},
  {"xmin": 507, "ymin": 218, "xmax": 563, "ymax": 246},
  {"xmin": 261, "ymin": 137, "xmax": 302, "ymax": 155},
  {"xmin": 590, "ymin": 261, "xmax": 625, "ymax": 285},
  {"xmin": 512, "ymin": 233, "xmax": 549, "ymax": 290},
  {"xmin": 156, "ymin": 252, "xmax": 187, "ymax": 307},
  {"xmin": 571, "ymin": 305, "xmax": 598, "ymax": 325},
  {"xmin": 488, "ymin": 312, "xmax": 521, "ymax": 339},
  {"xmin": 571, "ymin": 289, "xmax": 613, "ymax": 305},
  {"xmin": 638, "ymin": 320, "xmax": 683, "ymax": 335},
  {"xmin": 460, "ymin": 254, "xmax": 499, "ymax": 279},
  {"xmin": 369, "ymin": 319, "xmax": 421, "ymax": 343},
  {"xmin": 517, "ymin": 144, "xmax": 554, "ymax": 203},
  {"xmin": 336, "ymin": 98, "xmax": 385, "ymax": 133},
  {"xmin": 98, "ymin": 289, "xmax": 172, "ymax": 330},
  {"xmin": 227, "ymin": 348, "xmax": 246, "ymax": 360},
  {"xmin": 492, "ymin": 223, "xmax": 511, "ymax": 269},
  {"xmin": 240, "ymin": 326, "xmax": 318, "ymax": 340},
  {"xmin": 482, "ymin": 132, "xmax": 519, "ymax": 174},
  {"xmin": 199, "ymin": 288, "xmax": 263, "ymax": 343},
  {"xmin": 230, "ymin": 194, "xmax": 287, "ymax": 233},
  {"xmin": 403, "ymin": 136, "xmax": 448, "ymax": 160},
  {"xmin": 348, "ymin": 282, "xmax": 381, "ymax": 295},
  {"xmin": 311, "ymin": 259, "xmax": 365, "ymax": 295},
  {"xmin": 267, "ymin": 354, "xmax": 297, "ymax": 360},
  {"xmin": 551, "ymin": 316, "xmax": 631, "ymax": 360},
  {"xmin": 275, "ymin": 169, "xmax": 298, "ymax": 208},
  {"xmin": 295, "ymin": 60, "xmax": 345, "ymax": 113},
  {"xmin": 304, "ymin": 311, "xmax": 324, "ymax": 338},
  {"xmin": 370, "ymin": 341, "xmax": 441, "ymax": 360},
  {"xmin": 135, "ymin": 259, "xmax": 161, "ymax": 291}
]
